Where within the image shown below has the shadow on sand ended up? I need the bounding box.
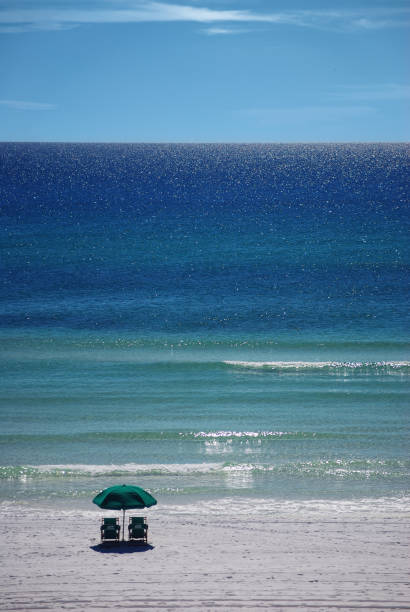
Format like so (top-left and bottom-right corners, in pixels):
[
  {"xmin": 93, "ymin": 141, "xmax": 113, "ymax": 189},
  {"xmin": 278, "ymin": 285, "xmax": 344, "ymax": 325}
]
[{"xmin": 91, "ymin": 542, "xmax": 154, "ymax": 554}]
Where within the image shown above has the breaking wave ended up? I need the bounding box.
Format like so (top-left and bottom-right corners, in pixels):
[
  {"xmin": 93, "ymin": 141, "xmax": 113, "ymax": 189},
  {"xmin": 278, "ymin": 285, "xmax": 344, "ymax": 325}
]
[
  {"xmin": 1, "ymin": 458, "xmax": 408, "ymax": 481},
  {"xmin": 223, "ymin": 360, "xmax": 410, "ymax": 373},
  {"xmin": 0, "ymin": 430, "xmax": 344, "ymax": 444}
]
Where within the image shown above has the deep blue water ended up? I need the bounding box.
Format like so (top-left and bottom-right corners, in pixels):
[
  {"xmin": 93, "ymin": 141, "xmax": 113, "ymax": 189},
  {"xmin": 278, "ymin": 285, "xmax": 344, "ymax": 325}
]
[{"xmin": 0, "ymin": 143, "xmax": 409, "ymax": 509}]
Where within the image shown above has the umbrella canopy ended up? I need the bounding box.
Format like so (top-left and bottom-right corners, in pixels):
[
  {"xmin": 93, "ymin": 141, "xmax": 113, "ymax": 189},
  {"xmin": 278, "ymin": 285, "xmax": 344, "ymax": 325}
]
[
  {"xmin": 93, "ymin": 484, "xmax": 157, "ymax": 511},
  {"xmin": 93, "ymin": 484, "xmax": 157, "ymax": 541}
]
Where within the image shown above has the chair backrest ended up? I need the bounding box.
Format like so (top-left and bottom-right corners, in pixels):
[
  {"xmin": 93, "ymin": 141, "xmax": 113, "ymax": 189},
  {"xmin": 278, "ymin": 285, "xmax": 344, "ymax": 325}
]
[
  {"xmin": 129, "ymin": 516, "xmax": 145, "ymax": 526},
  {"xmin": 103, "ymin": 517, "xmax": 118, "ymax": 525}
]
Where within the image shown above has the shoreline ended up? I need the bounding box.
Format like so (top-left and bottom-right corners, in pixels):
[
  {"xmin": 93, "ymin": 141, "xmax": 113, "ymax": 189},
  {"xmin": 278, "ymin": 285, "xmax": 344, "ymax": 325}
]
[{"xmin": 1, "ymin": 502, "xmax": 409, "ymax": 610}]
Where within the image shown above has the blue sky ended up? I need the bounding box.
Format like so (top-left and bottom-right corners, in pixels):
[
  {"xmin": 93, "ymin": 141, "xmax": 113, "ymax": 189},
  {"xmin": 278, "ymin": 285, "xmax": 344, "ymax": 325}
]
[{"xmin": 0, "ymin": 0, "xmax": 409, "ymax": 141}]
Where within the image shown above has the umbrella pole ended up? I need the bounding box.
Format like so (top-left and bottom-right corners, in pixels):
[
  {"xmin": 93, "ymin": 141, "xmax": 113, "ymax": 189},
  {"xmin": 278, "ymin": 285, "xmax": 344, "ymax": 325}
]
[{"xmin": 122, "ymin": 508, "xmax": 125, "ymax": 542}]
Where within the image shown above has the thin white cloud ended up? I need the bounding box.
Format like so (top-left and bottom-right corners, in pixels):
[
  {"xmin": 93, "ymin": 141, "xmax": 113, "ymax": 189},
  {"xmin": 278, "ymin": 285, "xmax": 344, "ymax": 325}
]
[
  {"xmin": 239, "ymin": 86, "xmax": 410, "ymax": 126},
  {"xmin": 0, "ymin": 1, "xmax": 409, "ymax": 33},
  {"xmin": 0, "ymin": 2, "xmax": 280, "ymax": 26},
  {"xmin": 331, "ymin": 84, "xmax": 410, "ymax": 101},
  {"xmin": 0, "ymin": 22, "xmax": 77, "ymax": 33},
  {"xmin": 351, "ymin": 17, "xmax": 410, "ymax": 30},
  {"xmin": 202, "ymin": 26, "xmax": 246, "ymax": 35},
  {"xmin": 239, "ymin": 105, "xmax": 377, "ymax": 124},
  {"xmin": 0, "ymin": 99, "xmax": 56, "ymax": 110},
  {"xmin": 273, "ymin": 8, "xmax": 410, "ymax": 31}
]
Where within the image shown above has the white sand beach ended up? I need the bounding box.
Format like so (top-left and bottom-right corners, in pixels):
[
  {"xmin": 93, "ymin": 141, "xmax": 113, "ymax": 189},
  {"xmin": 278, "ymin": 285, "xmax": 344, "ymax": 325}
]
[{"xmin": 0, "ymin": 503, "xmax": 409, "ymax": 611}]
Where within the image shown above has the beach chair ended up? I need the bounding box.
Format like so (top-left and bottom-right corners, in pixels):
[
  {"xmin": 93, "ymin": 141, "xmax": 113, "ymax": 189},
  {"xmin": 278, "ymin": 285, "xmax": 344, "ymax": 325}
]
[
  {"xmin": 100, "ymin": 517, "xmax": 120, "ymax": 543},
  {"xmin": 128, "ymin": 516, "xmax": 148, "ymax": 544}
]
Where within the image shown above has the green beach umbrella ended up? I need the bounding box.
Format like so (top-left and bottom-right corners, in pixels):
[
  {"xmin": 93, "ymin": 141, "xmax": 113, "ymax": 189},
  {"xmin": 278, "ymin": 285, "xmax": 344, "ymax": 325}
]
[{"xmin": 93, "ymin": 484, "xmax": 157, "ymax": 540}]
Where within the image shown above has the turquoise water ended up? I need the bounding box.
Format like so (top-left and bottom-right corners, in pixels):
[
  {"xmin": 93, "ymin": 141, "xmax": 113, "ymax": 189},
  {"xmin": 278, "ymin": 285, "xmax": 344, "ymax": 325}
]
[{"xmin": 0, "ymin": 143, "xmax": 409, "ymax": 510}]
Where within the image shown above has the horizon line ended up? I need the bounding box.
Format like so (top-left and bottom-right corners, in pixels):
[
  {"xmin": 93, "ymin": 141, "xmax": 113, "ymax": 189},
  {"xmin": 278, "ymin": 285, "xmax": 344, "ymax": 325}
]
[{"xmin": 0, "ymin": 140, "xmax": 409, "ymax": 145}]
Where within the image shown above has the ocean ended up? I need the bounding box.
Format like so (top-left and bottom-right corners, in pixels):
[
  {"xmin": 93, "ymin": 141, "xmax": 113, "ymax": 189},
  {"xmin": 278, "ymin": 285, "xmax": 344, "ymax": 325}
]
[{"xmin": 0, "ymin": 142, "xmax": 409, "ymax": 518}]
